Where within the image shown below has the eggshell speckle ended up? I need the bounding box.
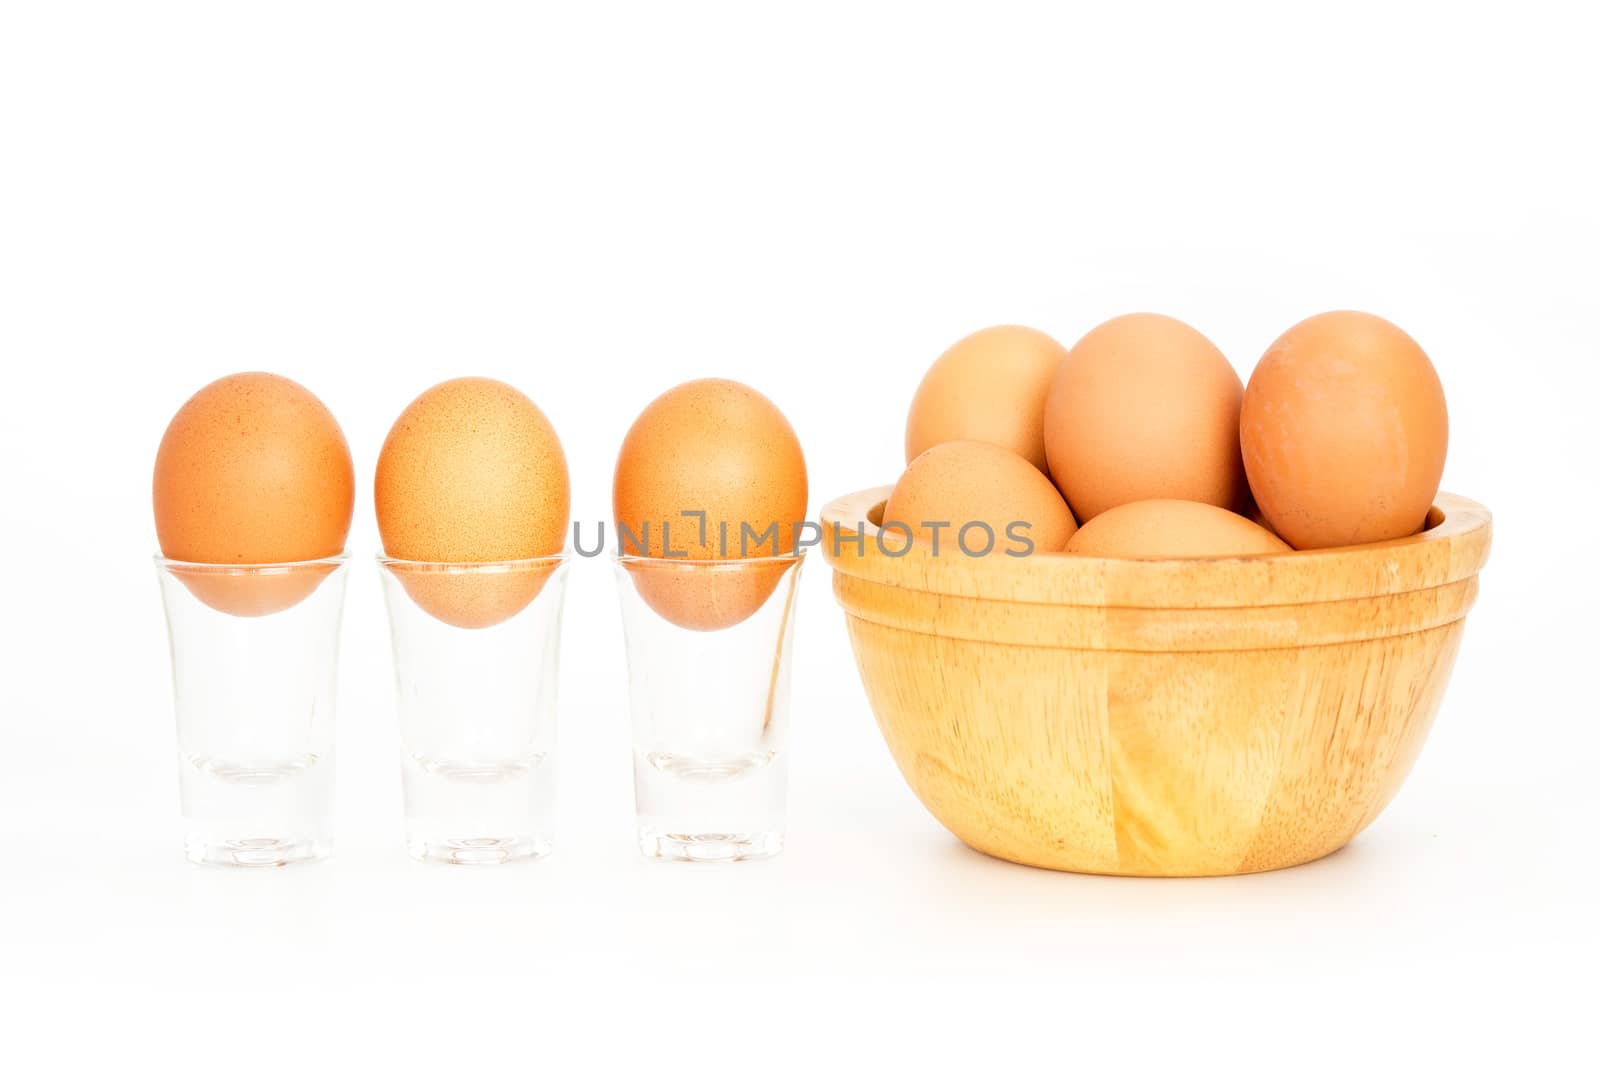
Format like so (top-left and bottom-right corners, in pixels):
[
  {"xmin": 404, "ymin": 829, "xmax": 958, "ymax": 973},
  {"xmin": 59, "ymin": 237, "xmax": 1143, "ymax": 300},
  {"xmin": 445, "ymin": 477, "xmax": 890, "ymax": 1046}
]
[
  {"xmin": 153, "ymin": 372, "xmax": 354, "ymax": 616},
  {"xmin": 1043, "ymin": 313, "xmax": 1246, "ymax": 521},
  {"xmin": 613, "ymin": 379, "xmax": 807, "ymax": 631},
  {"xmin": 1241, "ymin": 311, "xmax": 1447, "ymax": 549},
  {"xmin": 375, "ymin": 377, "xmax": 570, "ymax": 628},
  {"xmin": 884, "ymin": 440, "xmax": 1077, "ymax": 553},
  {"xmin": 905, "ymin": 325, "xmax": 1067, "ymax": 471},
  {"xmin": 1065, "ymin": 499, "xmax": 1291, "ymax": 559}
]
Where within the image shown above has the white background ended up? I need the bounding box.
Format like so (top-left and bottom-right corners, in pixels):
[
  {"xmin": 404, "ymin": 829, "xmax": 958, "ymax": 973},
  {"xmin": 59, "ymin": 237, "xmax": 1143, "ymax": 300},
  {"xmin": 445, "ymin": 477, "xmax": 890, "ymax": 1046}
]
[{"xmin": 2, "ymin": 1, "xmax": 1595, "ymax": 1062}]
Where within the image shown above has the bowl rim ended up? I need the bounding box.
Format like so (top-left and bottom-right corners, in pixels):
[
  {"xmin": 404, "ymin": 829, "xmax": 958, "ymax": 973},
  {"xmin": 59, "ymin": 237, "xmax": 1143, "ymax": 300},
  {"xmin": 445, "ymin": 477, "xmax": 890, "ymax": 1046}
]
[{"xmin": 817, "ymin": 487, "xmax": 1491, "ymax": 609}]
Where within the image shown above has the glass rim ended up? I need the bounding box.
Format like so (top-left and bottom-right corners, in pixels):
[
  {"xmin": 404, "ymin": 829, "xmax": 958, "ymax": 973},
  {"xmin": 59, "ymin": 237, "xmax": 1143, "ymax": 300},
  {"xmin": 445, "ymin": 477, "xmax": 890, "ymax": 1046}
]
[
  {"xmin": 378, "ymin": 551, "xmax": 570, "ymax": 573},
  {"xmin": 154, "ymin": 551, "xmax": 351, "ymax": 573},
  {"xmin": 613, "ymin": 548, "xmax": 808, "ymax": 571}
]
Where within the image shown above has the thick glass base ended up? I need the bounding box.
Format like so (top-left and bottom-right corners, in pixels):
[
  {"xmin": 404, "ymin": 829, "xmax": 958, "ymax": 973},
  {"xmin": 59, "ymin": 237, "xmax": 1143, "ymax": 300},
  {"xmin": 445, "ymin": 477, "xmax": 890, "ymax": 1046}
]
[
  {"xmin": 401, "ymin": 755, "xmax": 556, "ymax": 866},
  {"xmin": 638, "ymin": 828, "xmax": 784, "ymax": 862},
  {"xmin": 406, "ymin": 833, "xmax": 552, "ymax": 865},
  {"xmin": 184, "ymin": 834, "xmax": 331, "ymax": 868},
  {"xmin": 178, "ymin": 753, "xmax": 333, "ymax": 868}
]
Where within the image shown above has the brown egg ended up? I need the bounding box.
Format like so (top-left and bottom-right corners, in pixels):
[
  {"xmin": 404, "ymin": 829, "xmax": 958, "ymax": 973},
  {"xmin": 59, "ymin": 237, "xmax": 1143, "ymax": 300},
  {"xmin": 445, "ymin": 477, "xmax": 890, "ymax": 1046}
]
[
  {"xmin": 1065, "ymin": 499, "xmax": 1291, "ymax": 559},
  {"xmin": 883, "ymin": 440, "xmax": 1077, "ymax": 554},
  {"xmin": 1043, "ymin": 313, "xmax": 1246, "ymax": 522},
  {"xmin": 613, "ymin": 378, "xmax": 807, "ymax": 630},
  {"xmin": 905, "ymin": 325, "xmax": 1068, "ymax": 471},
  {"xmin": 153, "ymin": 372, "xmax": 355, "ymax": 616},
  {"xmin": 1241, "ymin": 311, "xmax": 1448, "ymax": 550},
  {"xmin": 375, "ymin": 377, "xmax": 570, "ymax": 628}
]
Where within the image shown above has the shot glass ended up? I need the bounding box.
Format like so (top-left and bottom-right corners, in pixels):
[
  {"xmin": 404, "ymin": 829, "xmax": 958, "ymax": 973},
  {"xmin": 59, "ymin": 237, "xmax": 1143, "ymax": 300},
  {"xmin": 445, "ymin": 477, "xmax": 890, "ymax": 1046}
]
[
  {"xmin": 155, "ymin": 554, "xmax": 350, "ymax": 867},
  {"xmin": 378, "ymin": 555, "xmax": 569, "ymax": 864},
  {"xmin": 614, "ymin": 552, "xmax": 805, "ymax": 861}
]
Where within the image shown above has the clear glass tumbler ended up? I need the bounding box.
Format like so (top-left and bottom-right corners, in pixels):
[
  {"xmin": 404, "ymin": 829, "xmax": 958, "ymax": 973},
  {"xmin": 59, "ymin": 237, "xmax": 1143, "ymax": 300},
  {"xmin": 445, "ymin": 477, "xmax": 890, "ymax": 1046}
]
[
  {"xmin": 155, "ymin": 554, "xmax": 350, "ymax": 867},
  {"xmin": 378, "ymin": 555, "xmax": 569, "ymax": 864},
  {"xmin": 614, "ymin": 552, "xmax": 805, "ymax": 862}
]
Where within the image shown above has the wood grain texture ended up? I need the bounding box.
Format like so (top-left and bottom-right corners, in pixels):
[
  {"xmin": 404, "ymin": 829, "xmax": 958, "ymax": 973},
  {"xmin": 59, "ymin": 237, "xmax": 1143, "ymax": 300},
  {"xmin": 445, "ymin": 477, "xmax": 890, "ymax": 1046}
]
[{"xmin": 820, "ymin": 487, "xmax": 1491, "ymax": 876}]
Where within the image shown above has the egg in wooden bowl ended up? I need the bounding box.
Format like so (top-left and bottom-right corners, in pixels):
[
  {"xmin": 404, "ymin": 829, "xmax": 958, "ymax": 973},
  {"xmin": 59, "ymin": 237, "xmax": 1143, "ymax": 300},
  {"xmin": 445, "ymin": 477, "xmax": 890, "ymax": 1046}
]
[{"xmin": 818, "ymin": 486, "xmax": 1491, "ymax": 876}]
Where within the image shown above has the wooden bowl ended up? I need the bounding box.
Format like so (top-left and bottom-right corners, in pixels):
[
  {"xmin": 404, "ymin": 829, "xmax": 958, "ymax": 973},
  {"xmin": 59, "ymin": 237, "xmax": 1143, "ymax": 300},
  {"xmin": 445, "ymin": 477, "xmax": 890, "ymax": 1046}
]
[{"xmin": 818, "ymin": 488, "xmax": 1492, "ymax": 876}]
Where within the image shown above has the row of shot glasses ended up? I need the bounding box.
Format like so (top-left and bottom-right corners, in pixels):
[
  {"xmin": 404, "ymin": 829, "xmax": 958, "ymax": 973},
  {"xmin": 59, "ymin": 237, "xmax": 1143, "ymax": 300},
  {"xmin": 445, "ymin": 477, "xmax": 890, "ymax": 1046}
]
[{"xmin": 155, "ymin": 550, "xmax": 806, "ymax": 866}]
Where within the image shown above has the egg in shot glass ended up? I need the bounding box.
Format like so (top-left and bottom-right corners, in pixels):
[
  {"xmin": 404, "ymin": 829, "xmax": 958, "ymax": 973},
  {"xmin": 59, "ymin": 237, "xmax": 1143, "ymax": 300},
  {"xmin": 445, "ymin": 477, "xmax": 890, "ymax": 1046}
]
[
  {"xmin": 152, "ymin": 372, "xmax": 355, "ymax": 867},
  {"xmin": 612, "ymin": 378, "xmax": 808, "ymax": 862},
  {"xmin": 375, "ymin": 377, "xmax": 572, "ymax": 864}
]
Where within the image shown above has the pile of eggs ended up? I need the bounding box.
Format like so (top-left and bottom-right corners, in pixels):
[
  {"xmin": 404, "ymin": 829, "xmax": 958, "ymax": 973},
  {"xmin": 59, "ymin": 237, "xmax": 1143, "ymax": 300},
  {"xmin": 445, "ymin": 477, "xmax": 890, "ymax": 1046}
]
[{"xmin": 890, "ymin": 310, "xmax": 1449, "ymax": 559}]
